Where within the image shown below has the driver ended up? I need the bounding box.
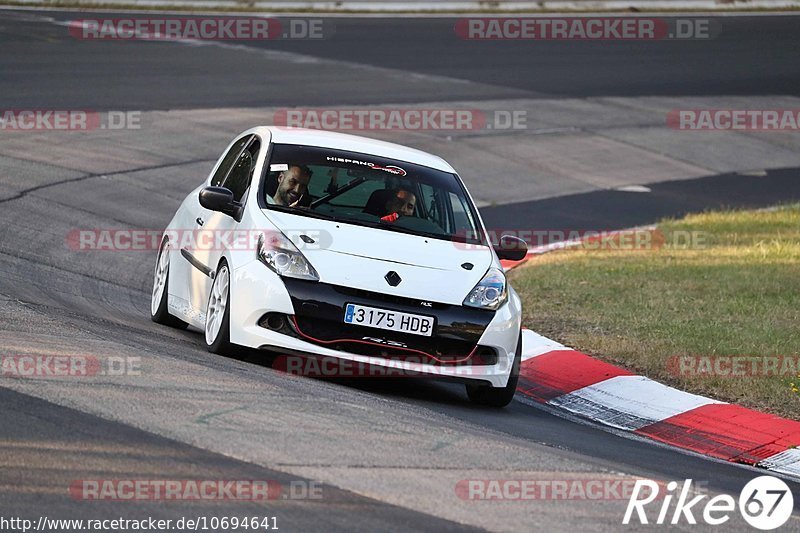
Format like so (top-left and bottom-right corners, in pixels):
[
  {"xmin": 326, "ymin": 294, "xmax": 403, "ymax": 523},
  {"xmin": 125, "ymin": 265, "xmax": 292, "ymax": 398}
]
[
  {"xmin": 381, "ymin": 189, "xmax": 416, "ymax": 222},
  {"xmin": 270, "ymin": 165, "xmax": 312, "ymax": 207}
]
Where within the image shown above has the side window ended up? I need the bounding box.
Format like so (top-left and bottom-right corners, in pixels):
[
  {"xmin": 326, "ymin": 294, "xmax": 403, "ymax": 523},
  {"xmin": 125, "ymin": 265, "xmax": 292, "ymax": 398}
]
[
  {"xmin": 224, "ymin": 138, "xmax": 260, "ymax": 203},
  {"xmin": 417, "ymin": 184, "xmax": 440, "ymax": 227},
  {"xmin": 210, "ymin": 136, "xmax": 251, "ymax": 187},
  {"xmin": 449, "ymin": 191, "xmax": 476, "ymax": 234}
]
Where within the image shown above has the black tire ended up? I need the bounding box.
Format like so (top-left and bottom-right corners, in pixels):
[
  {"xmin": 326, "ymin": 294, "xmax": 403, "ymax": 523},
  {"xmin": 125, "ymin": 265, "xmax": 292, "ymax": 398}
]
[
  {"xmin": 466, "ymin": 330, "xmax": 522, "ymax": 408},
  {"xmin": 205, "ymin": 259, "xmax": 235, "ymax": 355},
  {"xmin": 150, "ymin": 240, "xmax": 189, "ymax": 330}
]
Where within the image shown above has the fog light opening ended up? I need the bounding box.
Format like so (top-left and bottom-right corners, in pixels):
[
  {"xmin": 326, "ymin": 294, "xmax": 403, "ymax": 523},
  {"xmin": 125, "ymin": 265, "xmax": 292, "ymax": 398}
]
[{"xmin": 266, "ymin": 314, "xmax": 285, "ymax": 331}]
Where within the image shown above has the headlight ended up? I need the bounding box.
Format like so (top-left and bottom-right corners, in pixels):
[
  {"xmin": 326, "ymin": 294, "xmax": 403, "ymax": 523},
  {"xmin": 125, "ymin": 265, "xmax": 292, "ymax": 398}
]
[
  {"xmin": 257, "ymin": 231, "xmax": 319, "ymax": 281},
  {"xmin": 463, "ymin": 267, "xmax": 507, "ymax": 310}
]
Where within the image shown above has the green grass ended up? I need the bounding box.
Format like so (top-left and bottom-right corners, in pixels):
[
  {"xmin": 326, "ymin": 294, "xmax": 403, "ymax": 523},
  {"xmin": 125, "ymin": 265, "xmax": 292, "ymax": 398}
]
[{"xmin": 511, "ymin": 204, "xmax": 800, "ymax": 418}]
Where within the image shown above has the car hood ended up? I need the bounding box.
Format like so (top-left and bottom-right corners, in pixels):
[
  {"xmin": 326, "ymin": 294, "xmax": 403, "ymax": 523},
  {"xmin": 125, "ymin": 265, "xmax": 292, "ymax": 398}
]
[{"xmin": 262, "ymin": 209, "xmax": 495, "ymax": 306}]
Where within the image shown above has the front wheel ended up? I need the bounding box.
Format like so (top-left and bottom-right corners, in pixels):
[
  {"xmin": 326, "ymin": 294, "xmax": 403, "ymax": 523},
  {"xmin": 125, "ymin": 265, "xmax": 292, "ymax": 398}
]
[
  {"xmin": 466, "ymin": 330, "xmax": 522, "ymax": 408},
  {"xmin": 205, "ymin": 260, "xmax": 234, "ymax": 354}
]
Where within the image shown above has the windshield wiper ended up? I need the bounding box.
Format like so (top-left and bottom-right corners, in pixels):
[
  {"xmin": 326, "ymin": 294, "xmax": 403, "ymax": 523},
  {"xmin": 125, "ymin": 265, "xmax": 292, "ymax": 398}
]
[
  {"xmin": 374, "ymin": 220, "xmax": 451, "ymax": 241},
  {"xmin": 264, "ymin": 204, "xmax": 347, "ymax": 223},
  {"xmin": 310, "ymin": 177, "xmax": 367, "ymax": 209}
]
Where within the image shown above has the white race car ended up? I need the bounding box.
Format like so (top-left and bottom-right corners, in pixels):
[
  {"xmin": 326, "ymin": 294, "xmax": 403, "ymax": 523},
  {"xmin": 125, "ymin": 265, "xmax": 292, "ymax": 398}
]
[{"xmin": 151, "ymin": 127, "xmax": 527, "ymax": 406}]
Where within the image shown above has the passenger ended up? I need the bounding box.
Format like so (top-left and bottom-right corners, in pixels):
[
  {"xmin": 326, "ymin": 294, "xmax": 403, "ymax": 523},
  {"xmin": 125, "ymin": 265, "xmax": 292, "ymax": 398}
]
[{"xmin": 381, "ymin": 189, "xmax": 416, "ymax": 222}]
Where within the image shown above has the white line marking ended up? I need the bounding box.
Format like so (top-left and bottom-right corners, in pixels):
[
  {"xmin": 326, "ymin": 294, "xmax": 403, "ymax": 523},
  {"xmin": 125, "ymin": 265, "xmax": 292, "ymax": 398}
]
[
  {"xmin": 549, "ymin": 375, "xmax": 722, "ymax": 431},
  {"xmin": 759, "ymin": 448, "xmax": 800, "ymax": 478},
  {"xmin": 520, "ymin": 328, "xmax": 565, "ymax": 361}
]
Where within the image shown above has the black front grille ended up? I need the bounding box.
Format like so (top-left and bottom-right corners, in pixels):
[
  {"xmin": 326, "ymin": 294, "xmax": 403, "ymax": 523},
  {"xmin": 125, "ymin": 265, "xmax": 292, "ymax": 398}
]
[
  {"xmin": 332, "ymin": 286, "xmax": 448, "ymax": 310},
  {"xmin": 276, "ymin": 279, "xmax": 498, "ymax": 365},
  {"xmin": 293, "ymin": 315, "xmax": 473, "ymax": 359},
  {"xmin": 292, "ymin": 315, "xmax": 496, "ymax": 364}
]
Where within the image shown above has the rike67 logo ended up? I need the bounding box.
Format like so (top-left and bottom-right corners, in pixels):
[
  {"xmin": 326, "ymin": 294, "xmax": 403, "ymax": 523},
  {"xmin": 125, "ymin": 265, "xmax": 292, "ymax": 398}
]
[{"xmin": 624, "ymin": 476, "xmax": 794, "ymax": 529}]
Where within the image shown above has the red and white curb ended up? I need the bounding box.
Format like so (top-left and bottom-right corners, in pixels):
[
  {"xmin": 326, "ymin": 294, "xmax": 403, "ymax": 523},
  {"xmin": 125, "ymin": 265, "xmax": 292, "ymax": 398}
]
[{"xmin": 518, "ymin": 328, "xmax": 800, "ymax": 479}]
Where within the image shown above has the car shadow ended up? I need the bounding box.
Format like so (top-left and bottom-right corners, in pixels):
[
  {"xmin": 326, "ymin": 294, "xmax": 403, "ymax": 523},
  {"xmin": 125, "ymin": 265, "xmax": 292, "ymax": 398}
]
[{"xmin": 222, "ymin": 346, "xmax": 476, "ymax": 407}]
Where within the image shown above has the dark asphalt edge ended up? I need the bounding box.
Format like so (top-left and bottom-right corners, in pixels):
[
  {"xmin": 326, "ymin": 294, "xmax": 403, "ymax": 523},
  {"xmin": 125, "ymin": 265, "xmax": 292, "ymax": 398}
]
[{"xmin": 480, "ymin": 166, "xmax": 800, "ymax": 232}]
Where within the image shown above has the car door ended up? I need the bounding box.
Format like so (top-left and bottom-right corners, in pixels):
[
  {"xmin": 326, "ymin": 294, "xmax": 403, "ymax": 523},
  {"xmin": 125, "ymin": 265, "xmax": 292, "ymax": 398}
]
[
  {"xmin": 167, "ymin": 137, "xmax": 251, "ymax": 321},
  {"xmin": 189, "ymin": 135, "xmax": 261, "ymax": 318},
  {"xmin": 177, "ymin": 134, "xmax": 253, "ymax": 317}
]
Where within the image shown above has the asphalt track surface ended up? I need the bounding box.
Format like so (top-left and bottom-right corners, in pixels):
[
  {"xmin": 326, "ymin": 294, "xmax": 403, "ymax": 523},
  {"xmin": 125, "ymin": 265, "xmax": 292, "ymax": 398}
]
[
  {"xmin": 1, "ymin": 8, "xmax": 800, "ymax": 532},
  {"xmin": 481, "ymin": 166, "xmax": 800, "ymax": 231},
  {"xmin": 2, "ymin": 12, "xmax": 800, "ymax": 110}
]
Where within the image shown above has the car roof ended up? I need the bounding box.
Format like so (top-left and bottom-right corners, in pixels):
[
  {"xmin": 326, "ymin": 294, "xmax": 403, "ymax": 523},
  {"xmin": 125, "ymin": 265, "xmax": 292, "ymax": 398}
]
[{"xmin": 257, "ymin": 126, "xmax": 456, "ymax": 173}]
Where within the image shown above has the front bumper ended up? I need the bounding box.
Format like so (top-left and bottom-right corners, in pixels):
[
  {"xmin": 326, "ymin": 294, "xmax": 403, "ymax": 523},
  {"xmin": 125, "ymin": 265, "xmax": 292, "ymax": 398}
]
[{"xmin": 228, "ymin": 259, "xmax": 522, "ymax": 387}]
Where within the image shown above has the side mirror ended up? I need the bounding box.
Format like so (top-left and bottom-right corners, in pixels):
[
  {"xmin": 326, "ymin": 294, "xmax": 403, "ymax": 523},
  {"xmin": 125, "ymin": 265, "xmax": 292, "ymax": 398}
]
[
  {"xmin": 494, "ymin": 234, "xmax": 528, "ymax": 261},
  {"xmin": 199, "ymin": 186, "xmax": 242, "ymax": 220}
]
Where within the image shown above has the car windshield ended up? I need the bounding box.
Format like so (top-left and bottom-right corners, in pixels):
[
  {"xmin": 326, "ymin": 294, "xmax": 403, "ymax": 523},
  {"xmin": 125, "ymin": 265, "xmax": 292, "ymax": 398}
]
[{"xmin": 261, "ymin": 143, "xmax": 486, "ymax": 244}]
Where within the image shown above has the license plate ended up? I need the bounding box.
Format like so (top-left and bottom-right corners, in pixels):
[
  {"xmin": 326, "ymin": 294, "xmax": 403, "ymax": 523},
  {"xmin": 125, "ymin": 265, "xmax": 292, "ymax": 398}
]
[{"xmin": 344, "ymin": 303, "xmax": 434, "ymax": 337}]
